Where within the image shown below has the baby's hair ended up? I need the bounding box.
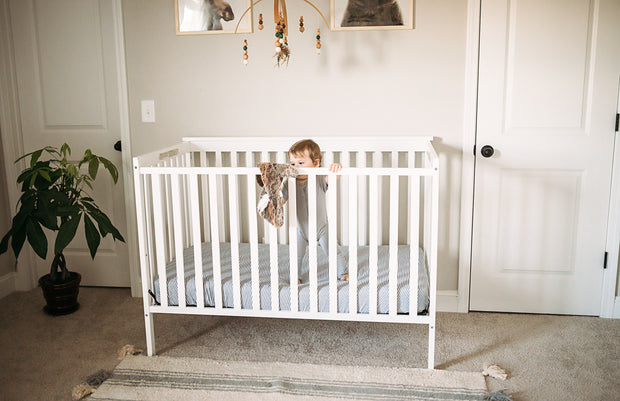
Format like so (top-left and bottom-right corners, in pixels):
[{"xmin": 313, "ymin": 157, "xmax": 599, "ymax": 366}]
[{"xmin": 289, "ymin": 139, "xmax": 322, "ymax": 165}]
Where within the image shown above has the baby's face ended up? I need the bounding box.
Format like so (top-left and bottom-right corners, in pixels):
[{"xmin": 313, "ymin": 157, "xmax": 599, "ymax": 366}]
[{"xmin": 289, "ymin": 150, "xmax": 319, "ymax": 182}]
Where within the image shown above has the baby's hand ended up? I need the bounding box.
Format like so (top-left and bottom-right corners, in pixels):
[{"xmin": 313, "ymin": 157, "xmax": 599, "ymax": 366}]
[{"xmin": 329, "ymin": 163, "xmax": 342, "ymax": 174}]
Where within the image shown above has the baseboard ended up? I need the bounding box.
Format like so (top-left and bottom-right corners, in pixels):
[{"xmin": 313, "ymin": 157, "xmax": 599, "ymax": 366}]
[
  {"xmin": 437, "ymin": 290, "xmax": 460, "ymax": 312},
  {"xmin": 614, "ymin": 297, "xmax": 620, "ymax": 319},
  {"xmin": 0, "ymin": 272, "xmax": 16, "ymax": 300}
]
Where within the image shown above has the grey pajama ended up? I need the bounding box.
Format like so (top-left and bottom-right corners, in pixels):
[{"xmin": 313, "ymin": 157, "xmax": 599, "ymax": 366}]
[{"xmin": 282, "ymin": 178, "xmax": 348, "ymax": 280}]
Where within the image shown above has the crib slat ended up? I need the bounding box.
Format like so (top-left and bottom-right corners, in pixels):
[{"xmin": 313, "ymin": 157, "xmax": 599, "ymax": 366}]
[
  {"xmin": 269, "ymin": 224, "xmax": 279, "ymax": 311},
  {"xmin": 189, "ymin": 174, "xmax": 205, "ymax": 309},
  {"xmin": 208, "ymin": 173, "xmax": 223, "ymax": 309},
  {"xmin": 373, "ymin": 152, "xmax": 383, "ymax": 245},
  {"xmin": 151, "ymin": 175, "xmax": 168, "ymax": 308},
  {"xmin": 328, "ymin": 174, "xmax": 337, "ymax": 315},
  {"xmin": 409, "ymin": 153, "xmax": 419, "ymax": 316},
  {"xmin": 171, "ymin": 174, "xmax": 187, "ymax": 308},
  {"xmin": 230, "ymin": 152, "xmax": 242, "ymax": 242},
  {"xmin": 368, "ymin": 175, "xmax": 378, "ymax": 316},
  {"xmin": 340, "ymin": 152, "xmax": 350, "ymax": 247},
  {"xmin": 200, "ymin": 152, "xmax": 211, "ymax": 243},
  {"xmin": 215, "ymin": 152, "xmax": 227, "ymax": 242},
  {"xmin": 164, "ymin": 159, "xmax": 174, "ymax": 263},
  {"xmin": 277, "ymin": 151, "xmax": 288, "ymax": 244},
  {"xmin": 308, "ymin": 174, "xmax": 318, "ymax": 314},
  {"xmin": 183, "ymin": 153, "xmax": 192, "ymax": 248},
  {"xmin": 247, "ymin": 162, "xmax": 260, "ymax": 311},
  {"xmin": 348, "ymin": 176, "xmax": 358, "ymax": 315},
  {"xmin": 288, "ymin": 177, "xmax": 299, "ymax": 312},
  {"xmin": 358, "ymin": 153, "xmax": 367, "ymax": 246},
  {"xmin": 409, "ymin": 175, "xmax": 420, "ymax": 316},
  {"xmin": 388, "ymin": 174, "xmax": 398, "ymax": 316},
  {"xmin": 228, "ymin": 172, "xmax": 242, "ymax": 310},
  {"xmin": 261, "ymin": 151, "xmax": 269, "ymax": 243}
]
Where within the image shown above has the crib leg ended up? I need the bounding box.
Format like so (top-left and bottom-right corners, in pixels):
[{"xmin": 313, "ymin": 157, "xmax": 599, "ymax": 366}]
[
  {"xmin": 144, "ymin": 311, "xmax": 155, "ymax": 356},
  {"xmin": 427, "ymin": 323, "xmax": 436, "ymax": 369}
]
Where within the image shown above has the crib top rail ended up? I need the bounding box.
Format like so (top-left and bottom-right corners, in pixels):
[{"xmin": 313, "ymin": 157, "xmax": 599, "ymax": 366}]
[
  {"xmin": 133, "ymin": 136, "xmax": 438, "ymax": 169},
  {"xmin": 183, "ymin": 136, "xmax": 434, "ymax": 152}
]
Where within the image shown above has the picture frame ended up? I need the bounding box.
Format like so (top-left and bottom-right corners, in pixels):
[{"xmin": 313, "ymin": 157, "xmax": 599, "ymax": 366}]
[
  {"xmin": 175, "ymin": 0, "xmax": 253, "ymax": 35},
  {"xmin": 330, "ymin": 0, "xmax": 414, "ymax": 31}
]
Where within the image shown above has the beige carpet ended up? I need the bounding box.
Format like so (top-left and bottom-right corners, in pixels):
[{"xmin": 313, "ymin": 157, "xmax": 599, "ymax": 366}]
[
  {"xmin": 1, "ymin": 287, "xmax": 619, "ymax": 400},
  {"xmin": 91, "ymin": 355, "xmax": 487, "ymax": 400}
]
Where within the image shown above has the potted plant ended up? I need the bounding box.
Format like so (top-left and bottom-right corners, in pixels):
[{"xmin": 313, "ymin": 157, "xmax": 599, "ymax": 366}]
[{"xmin": 0, "ymin": 144, "xmax": 125, "ymax": 315}]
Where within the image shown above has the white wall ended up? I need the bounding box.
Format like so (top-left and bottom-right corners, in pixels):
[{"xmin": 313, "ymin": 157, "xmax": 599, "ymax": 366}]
[{"xmin": 122, "ymin": 0, "xmax": 468, "ymax": 291}]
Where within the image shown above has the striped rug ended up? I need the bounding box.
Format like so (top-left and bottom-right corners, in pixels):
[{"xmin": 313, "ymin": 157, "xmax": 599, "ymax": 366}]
[{"xmin": 91, "ymin": 356, "xmax": 487, "ymax": 401}]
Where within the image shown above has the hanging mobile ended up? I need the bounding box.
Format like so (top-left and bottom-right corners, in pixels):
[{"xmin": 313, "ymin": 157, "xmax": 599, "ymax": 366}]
[
  {"xmin": 274, "ymin": 17, "xmax": 290, "ymax": 66},
  {"xmin": 299, "ymin": 16, "xmax": 304, "ymax": 32},
  {"xmin": 316, "ymin": 28, "xmax": 321, "ymax": 55},
  {"xmin": 258, "ymin": 13, "xmax": 264, "ymax": 30},
  {"xmin": 243, "ymin": 40, "xmax": 249, "ymax": 65}
]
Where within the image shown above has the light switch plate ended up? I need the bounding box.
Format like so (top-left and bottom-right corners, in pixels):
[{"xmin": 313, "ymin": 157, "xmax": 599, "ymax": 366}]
[{"xmin": 141, "ymin": 100, "xmax": 155, "ymax": 123}]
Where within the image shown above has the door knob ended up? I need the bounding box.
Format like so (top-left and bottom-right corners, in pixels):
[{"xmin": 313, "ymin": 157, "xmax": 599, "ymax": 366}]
[
  {"xmin": 114, "ymin": 140, "xmax": 122, "ymax": 152},
  {"xmin": 480, "ymin": 145, "xmax": 494, "ymax": 158}
]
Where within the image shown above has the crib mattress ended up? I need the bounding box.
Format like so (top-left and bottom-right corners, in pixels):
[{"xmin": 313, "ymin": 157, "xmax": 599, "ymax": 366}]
[{"xmin": 153, "ymin": 242, "xmax": 429, "ymax": 314}]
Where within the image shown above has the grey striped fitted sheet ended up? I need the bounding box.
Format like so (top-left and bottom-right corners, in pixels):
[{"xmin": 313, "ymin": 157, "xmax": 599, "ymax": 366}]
[{"xmin": 153, "ymin": 242, "xmax": 429, "ymax": 314}]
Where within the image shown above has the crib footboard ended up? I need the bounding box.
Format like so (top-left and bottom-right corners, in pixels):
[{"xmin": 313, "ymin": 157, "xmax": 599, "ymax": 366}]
[{"xmin": 133, "ymin": 137, "xmax": 439, "ymax": 369}]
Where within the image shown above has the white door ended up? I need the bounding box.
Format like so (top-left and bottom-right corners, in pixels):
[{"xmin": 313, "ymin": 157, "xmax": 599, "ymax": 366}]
[
  {"xmin": 9, "ymin": 0, "xmax": 130, "ymax": 287},
  {"xmin": 470, "ymin": 0, "xmax": 620, "ymax": 315}
]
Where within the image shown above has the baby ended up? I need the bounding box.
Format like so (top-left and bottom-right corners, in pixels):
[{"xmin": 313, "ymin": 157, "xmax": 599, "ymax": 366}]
[{"xmin": 282, "ymin": 139, "xmax": 349, "ymax": 282}]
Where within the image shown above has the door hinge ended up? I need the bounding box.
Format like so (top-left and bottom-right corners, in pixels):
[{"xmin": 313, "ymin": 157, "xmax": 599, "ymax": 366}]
[
  {"xmin": 473, "ymin": 145, "xmax": 476, "ymax": 156},
  {"xmin": 603, "ymin": 251, "xmax": 608, "ymax": 269},
  {"xmin": 615, "ymin": 113, "xmax": 619, "ymax": 132}
]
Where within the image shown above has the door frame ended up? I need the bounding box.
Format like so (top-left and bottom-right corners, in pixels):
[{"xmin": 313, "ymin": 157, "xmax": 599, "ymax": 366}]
[
  {"xmin": 602, "ymin": 79, "xmax": 620, "ymax": 318},
  {"xmin": 0, "ymin": 0, "xmax": 141, "ymax": 296},
  {"xmin": 462, "ymin": 0, "xmax": 620, "ymax": 318}
]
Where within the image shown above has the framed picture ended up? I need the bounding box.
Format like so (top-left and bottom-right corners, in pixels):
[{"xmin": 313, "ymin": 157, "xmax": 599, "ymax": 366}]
[
  {"xmin": 330, "ymin": 0, "xmax": 414, "ymax": 31},
  {"xmin": 175, "ymin": 0, "xmax": 253, "ymax": 34}
]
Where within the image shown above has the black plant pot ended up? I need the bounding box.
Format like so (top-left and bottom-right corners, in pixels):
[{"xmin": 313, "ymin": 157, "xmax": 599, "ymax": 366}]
[{"xmin": 38, "ymin": 272, "xmax": 81, "ymax": 315}]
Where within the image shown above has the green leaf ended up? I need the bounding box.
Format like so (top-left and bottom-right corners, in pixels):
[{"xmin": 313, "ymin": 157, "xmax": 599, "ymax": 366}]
[
  {"xmin": 67, "ymin": 164, "xmax": 78, "ymax": 178},
  {"xmin": 16, "ymin": 168, "xmax": 32, "ymax": 184},
  {"xmin": 54, "ymin": 214, "xmax": 81, "ymax": 254},
  {"xmin": 11, "ymin": 226, "xmax": 26, "ymax": 258},
  {"xmin": 60, "ymin": 143, "xmax": 71, "ymax": 157},
  {"xmin": 88, "ymin": 157, "xmax": 99, "ymax": 180},
  {"xmin": 26, "ymin": 218, "xmax": 47, "ymax": 259},
  {"xmin": 85, "ymin": 205, "xmax": 125, "ymax": 242},
  {"xmin": 83, "ymin": 214, "xmax": 100, "ymax": 259},
  {"xmin": 29, "ymin": 172, "xmax": 38, "ymax": 187},
  {"xmin": 54, "ymin": 205, "xmax": 80, "ymax": 217},
  {"xmin": 35, "ymin": 193, "xmax": 58, "ymax": 230},
  {"xmin": 0, "ymin": 229, "xmax": 11, "ymax": 254},
  {"xmin": 38, "ymin": 169, "xmax": 51, "ymax": 182},
  {"xmin": 99, "ymin": 157, "xmax": 119, "ymax": 183},
  {"xmin": 30, "ymin": 149, "xmax": 43, "ymax": 167},
  {"xmin": 15, "ymin": 151, "xmax": 35, "ymax": 164}
]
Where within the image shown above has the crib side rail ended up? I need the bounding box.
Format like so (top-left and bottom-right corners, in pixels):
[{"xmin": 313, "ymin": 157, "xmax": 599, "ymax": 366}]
[{"xmin": 135, "ymin": 164, "xmax": 437, "ymax": 312}]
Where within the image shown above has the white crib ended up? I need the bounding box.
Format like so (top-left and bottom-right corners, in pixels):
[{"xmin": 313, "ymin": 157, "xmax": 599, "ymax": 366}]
[{"xmin": 133, "ymin": 136, "xmax": 439, "ymax": 369}]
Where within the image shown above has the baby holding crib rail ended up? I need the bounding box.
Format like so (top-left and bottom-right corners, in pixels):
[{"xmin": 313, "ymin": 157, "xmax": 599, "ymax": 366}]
[{"xmin": 282, "ymin": 139, "xmax": 349, "ymax": 283}]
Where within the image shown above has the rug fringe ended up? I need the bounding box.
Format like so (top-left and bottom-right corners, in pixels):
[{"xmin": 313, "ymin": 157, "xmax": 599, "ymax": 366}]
[
  {"xmin": 484, "ymin": 389, "xmax": 514, "ymax": 401},
  {"xmin": 483, "ymin": 363, "xmax": 508, "ymax": 380},
  {"xmin": 71, "ymin": 369, "xmax": 112, "ymax": 400},
  {"xmin": 118, "ymin": 344, "xmax": 143, "ymax": 360}
]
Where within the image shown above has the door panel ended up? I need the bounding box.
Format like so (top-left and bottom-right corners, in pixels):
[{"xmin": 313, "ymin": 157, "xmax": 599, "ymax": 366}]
[
  {"xmin": 470, "ymin": 0, "xmax": 620, "ymax": 315},
  {"xmin": 10, "ymin": 0, "xmax": 129, "ymax": 287}
]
